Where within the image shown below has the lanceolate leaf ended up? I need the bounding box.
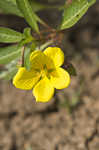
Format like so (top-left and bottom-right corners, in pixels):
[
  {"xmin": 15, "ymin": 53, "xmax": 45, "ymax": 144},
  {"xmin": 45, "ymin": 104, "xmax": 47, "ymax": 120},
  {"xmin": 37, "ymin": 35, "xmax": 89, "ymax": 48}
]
[
  {"xmin": 0, "ymin": 0, "xmax": 22, "ymax": 17},
  {"xmin": 16, "ymin": 0, "xmax": 39, "ymax": 33},
  {"xmin": 0, "ymin": 0, "xmax": 50, "ymax": 27},
  {"xmin": 60, "ymin": 0, "xmax": 96, "ymax": 30},
  {"xmin": 0, "ymin": 0, "xmax": 50, "ymax": 17},
  {"xmin": 0, "ymin": 45, "xmax": 22, "ymax": 64},
  {"xmin": 0, "ymin": 27, "xmax": 25, "ymax": 43}
]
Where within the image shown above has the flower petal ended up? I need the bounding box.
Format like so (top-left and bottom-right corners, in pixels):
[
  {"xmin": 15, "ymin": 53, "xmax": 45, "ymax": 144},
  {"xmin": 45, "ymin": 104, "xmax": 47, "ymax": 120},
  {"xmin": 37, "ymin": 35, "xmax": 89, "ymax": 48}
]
[
  {"xmin": 44, "ymin": 47, "xmax": 64, "ymax": 67},
  {"xmin": 33, "ymin": 77, "xmax": 54, "ymax": 102},
  {"xmin": 30, "ymin": 50, "xmax": 43, "ymax": 63},
  {"xmin": 50, "ymin": 67, "xmax": 70, "ymax": 89},
  {"xmin": 13, "ymin": 67, "xmax": 40, "ymax": 90},
  {"xmin": 30, "ymin": 50, "xmax": 54, "ymax": 70},
  {"xmin": 30, "ymin": 50, "xmax": 44, "ymax": 70}
]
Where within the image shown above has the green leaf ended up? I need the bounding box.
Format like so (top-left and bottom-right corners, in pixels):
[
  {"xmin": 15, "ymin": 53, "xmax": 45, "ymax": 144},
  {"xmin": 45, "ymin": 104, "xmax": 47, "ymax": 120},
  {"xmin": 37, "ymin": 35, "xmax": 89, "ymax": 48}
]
[
  {"xmin": 0, "ymin": 27, "xmax": 25, "ymax": 43},
  {"xmin": 18, "ymin": 27, "xmax": 36, "ymax": 47},
  {"xmin": 24, "ymin": 27, "xmax": 31, "ymax": 37},
  {"xmin": 0, "ymin": 0, "xmax": 50, "ymax": 17},
  {"xmin": 24, "ymin": 28, "xmax": 36, "ymax": 43},
  {"xmin": 18, "ymin": 38, "xmax": 33, "ymax": 48},
  {"xmin": 0, "ymin": 45, "xmax": 22, "ymax": 64},
  {"xmin": 60, "ymin": 0, "xmax": 96, "ymax": 30},
  {"xmin": 31, "ymin": 42, "xmax": 38, "ymax": 50},
  {"xmin": 0, "ymin": 0, "xmax": 47, "ymax": 27},
  {"xmin": 0, "ymin": 60, "xmax": 18, "ymax": 80},
  {"xmin": 0, "ymin": 0, "xmax": 22, "ymax": 17},
  {"xmin": 24, "ymin": 45, "xmax": 31, "ymax": 70},
  {"xmin": 16, "ymin": 0, "xmax": 39, "ymax": 33}
]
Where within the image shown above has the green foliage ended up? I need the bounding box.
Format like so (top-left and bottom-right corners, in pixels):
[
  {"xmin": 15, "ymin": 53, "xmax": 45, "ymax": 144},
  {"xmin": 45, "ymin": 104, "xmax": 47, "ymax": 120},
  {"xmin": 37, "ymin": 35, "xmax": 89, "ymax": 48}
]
[
  {"xmin": 18, "ymin": 28, "xmax": 35, "ymax": 47},
  {"xmin": 0, "ymin": 27, "xmax": 25, "ymax": 43},
  {"xmin": 60, "ymin": 0, "xmax": 96, "ymax": 30},
  {"xmin": 16, "ymin": 0, "xmax": 39, "ymax": 32},
  {"xmin": 0, "ymin": 0, "xmax": 51, "ymax": 17},
  {"xmin": 0, "ymin": 45, "xmax": 21, "ymax": 64},
  {"xmin": 23, "ymin": 27, "xmax": 35, "ymax": 43},
  {"xmin": 24, "ymin": 45, "xmax": 32, "ymax": 71},
  {"xmin": 0, "ymin": 0, "xmax": 22, "ymax": 17},
  {"xmin": 24, "ymin": 27, "xmax": 32, "ymax": 37}
]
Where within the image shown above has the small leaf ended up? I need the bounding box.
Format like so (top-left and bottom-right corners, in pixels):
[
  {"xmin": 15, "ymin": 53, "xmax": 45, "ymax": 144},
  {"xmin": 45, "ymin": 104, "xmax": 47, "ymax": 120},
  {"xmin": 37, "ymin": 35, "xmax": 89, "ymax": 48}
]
[
  {"xmin": 16, "ymin": 0, "xmax": 39, "ymax": 32},
  {"xmin": 0, "ymin": 27, "xmax": 25, "ymax": 43},
  {"xmin": 18, "ymin": 38, "xmax": 33, "ymax": 48},
  {"xmin": 18, "ymin": 27, "xmax": 36, "ymax": 47},
  {"xmin": 23, "ymin": 27, "xmax": 35, "ymax": 41},
  {"xmin": 24, "ymin": 27, "xmax": 31, "ymax": 37},
  {"xmin": 24, "ymin": 45, "xmax": 31, "ymax": 70},
  {"xmin": 60, "ymin": 0, "xmax": 96, "ymax": 30},
  {"xmin": 0, "ymin": 45, "xmax": 22, "ymax": 64}
]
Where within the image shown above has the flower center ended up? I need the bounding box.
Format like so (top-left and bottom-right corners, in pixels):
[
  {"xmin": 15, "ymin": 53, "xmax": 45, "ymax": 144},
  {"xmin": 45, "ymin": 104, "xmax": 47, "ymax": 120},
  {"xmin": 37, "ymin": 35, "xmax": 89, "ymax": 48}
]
[
  {"xmin": 34, "ymin": 64, "xmax": 55, "ymax": 79},
  {"xmin": 41, "ymin": 64, "xmax": 49, "ymax": 78}
]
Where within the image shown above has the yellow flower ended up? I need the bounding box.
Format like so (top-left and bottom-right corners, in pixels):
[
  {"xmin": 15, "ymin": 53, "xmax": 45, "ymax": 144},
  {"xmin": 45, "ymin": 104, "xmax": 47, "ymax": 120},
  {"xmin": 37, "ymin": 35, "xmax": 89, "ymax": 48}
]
[{"xmin": 13, "ymin": 47, "xmax": 70, "ymax": 102}]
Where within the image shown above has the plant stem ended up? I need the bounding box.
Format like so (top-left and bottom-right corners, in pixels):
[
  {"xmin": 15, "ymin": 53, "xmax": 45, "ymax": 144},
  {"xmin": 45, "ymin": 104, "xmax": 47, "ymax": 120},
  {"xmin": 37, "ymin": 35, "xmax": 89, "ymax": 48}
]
[{"xmin": 40, "ymin": 40, "xmax": 54, "ymax": 50}]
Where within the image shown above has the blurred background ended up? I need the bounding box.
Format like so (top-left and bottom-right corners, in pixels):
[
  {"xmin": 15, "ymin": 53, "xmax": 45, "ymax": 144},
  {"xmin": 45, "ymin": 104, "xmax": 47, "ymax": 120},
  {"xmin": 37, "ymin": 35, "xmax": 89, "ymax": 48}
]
[{"xmin": 0, "ymin": 0, "xmax": 99, "ymax": 150}]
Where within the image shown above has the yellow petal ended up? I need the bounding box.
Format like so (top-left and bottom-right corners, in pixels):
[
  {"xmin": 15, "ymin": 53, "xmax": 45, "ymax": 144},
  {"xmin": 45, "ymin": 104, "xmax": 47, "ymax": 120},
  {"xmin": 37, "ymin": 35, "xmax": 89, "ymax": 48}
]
[
  {"xmin": 30, "ymin": 50, "xmax": 42, "ymax": 62},
  {"xmin": 30, "ymin": 50, "xmax": 55, "ymax": 70},
  {"xmin": 50, "ymin": 67, "xmax": 70, "ymax": 89},
  {"xmin": 13, "ymin": 67, "xmax": 40, "ymax": 90},
  {"xmin": 33, "ymin": 77, "xmax": 54, "ymax": 102},
  {"xmin": 30, "ymin": 50, "xmax": 44, "ymax": 70},
  {"xmin": 44, "ymin": 47, "xmax": 64, "ymax": 67}
]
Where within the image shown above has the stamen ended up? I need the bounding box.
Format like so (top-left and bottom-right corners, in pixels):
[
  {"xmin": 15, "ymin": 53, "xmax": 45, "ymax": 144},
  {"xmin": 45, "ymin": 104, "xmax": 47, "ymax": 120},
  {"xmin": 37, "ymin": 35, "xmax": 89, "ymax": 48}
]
[
  {"xmin": 43, "ymin": 64, "xmax": 47, "ymax": 69},
  {"xmin": 35, "ymin": 68, "xmax": 40, "ymax": 72},
  {"xmin": 48, "ymin": 69, "xmax": 54, "ymax": 73}
]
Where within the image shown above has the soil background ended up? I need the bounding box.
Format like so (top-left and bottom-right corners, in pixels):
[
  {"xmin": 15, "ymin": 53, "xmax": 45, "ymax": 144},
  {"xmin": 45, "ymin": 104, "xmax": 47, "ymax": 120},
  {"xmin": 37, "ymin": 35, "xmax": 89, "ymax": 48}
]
[{"xmin": 0, "ymin": 0, "xmax": 99, "ymax": 150}]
